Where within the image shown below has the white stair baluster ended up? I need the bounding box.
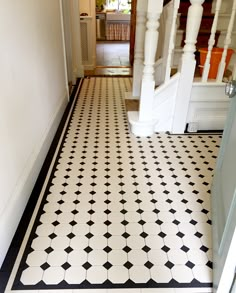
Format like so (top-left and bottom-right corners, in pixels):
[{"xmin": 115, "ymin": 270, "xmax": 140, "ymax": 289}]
[
  {"xmin": 139, "ymin": 0, "xmax": 164, "ymax": 122},
  {"xmin": 132, "ymin": 0, "xmax": 148, "ymax": 97},
  {"xmin": 201, "ymin": 0, "xmax": 222, "ymax": 81},
  {"xmin": 217, "ymin": 0, "xmax": 236, "ymax": 82},
  {"xmin": 172, "ymin": 0, "xmax": 204, "ymax": 134},
  {"xmin": 164, "ymin": 0, "xmax": 180, "ymax": 82}
]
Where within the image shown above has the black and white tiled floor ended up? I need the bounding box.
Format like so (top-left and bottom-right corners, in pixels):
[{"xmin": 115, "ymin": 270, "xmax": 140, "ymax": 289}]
[{"xmin": 5, "ymin": 77, "xmax": 221, "ymax": 293}]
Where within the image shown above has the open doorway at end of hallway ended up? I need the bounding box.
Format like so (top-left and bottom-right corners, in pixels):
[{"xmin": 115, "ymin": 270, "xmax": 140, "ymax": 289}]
[{"xmin": 85, "ymin": 41, "xmax": 133, "ymax": 76}]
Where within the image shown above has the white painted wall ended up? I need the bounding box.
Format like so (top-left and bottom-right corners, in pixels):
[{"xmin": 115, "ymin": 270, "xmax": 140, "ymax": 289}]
[{"xmin": 0, "ymin": 0, "xmax": 68, "ymax": 266}]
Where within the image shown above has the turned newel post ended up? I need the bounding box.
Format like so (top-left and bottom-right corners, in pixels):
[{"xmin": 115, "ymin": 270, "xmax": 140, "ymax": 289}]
[
  {"xmin": 172, "ymin": 0, "xmax": 204, "ymax": 134},
  {"xmin": 132, "ymin": 0, "xmax": 147, "ymax": 97},
  {"xmin": 139, "ymin": 0, "xmax": 164, "ymax": 122}
]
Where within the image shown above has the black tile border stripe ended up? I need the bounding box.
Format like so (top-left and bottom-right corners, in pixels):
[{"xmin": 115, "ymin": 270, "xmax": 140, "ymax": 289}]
[
  {"xmin": 0, "ymin": 79, "xmax": 82, "ymax": 293},
  {"xmin": 4, "ymin": 77, "xmax": 213, "ymax": 291}
]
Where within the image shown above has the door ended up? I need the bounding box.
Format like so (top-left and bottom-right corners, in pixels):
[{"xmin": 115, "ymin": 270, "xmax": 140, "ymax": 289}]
[
  {"xmin": 129, "ymin": 0, "xmax": 137, "ymax": 65},
  {"xmin": 212, "ymin": 80, "xmax": 236, "ymax": 293}
]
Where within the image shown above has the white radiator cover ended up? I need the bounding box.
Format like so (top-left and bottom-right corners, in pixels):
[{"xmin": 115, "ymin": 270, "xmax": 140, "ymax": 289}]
[{"xmin": 80, "ymin": 16, "xmax": 95, "ymax": 70}]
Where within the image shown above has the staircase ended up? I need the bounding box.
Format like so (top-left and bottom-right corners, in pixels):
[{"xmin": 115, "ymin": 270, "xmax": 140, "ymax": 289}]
[
  {"xmin": 174, "ymin": 0, "xmax": 236, "ymax": 70},
  {"xmin": 129, "ymin": 0, "xmax": 236, "ymax": 137}
]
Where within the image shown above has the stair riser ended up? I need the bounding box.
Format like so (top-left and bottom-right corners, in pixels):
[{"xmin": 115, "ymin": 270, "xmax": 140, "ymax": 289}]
[{"xmin": 217, "ymin": 14, "xmax": 235, "ymax": 31}]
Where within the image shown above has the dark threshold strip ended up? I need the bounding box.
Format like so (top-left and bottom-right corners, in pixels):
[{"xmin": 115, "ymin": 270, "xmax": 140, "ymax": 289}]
[{"xmin": 0, "ymin": 79, "xmax": 81, "ymax": 293}]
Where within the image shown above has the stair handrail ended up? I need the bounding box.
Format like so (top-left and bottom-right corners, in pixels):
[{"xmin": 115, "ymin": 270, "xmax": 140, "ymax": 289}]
[
  {"xmin": 216, "ymin": 0, "xmax": 236, "ymax": 81},
  {"xmin": 201, "ymin": 0, "xmax": 223, "ymax": 81}
]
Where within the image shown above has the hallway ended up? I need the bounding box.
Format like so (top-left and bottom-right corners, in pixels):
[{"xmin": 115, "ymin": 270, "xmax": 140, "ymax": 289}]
[{"xmin": 4, "ymin": 77, "xmax": 221, "ymax": 293}]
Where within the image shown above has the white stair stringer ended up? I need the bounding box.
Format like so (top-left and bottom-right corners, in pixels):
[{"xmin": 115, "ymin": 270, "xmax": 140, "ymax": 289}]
[
  {"xmin": 187, "ymin": 81, "xmax": 229, "ymax": 131},
  {"xmin": 153, "ymin": 72, "xmax": 180, "ymax": 132}
]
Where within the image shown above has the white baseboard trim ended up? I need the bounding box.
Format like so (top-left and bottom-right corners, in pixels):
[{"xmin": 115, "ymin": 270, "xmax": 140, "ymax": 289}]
[
  {"xmin": 128, "ymin": 111, "xmax": 158, "ymax": 137},
  {"xmin": 0, "ymin": 93, "xmax": 68, "ymax": 267}
]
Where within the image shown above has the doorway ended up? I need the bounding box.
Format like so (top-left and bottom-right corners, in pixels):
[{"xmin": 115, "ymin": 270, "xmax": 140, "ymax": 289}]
[{"xmin": 94, "ymin": 0, "xmax": 135, "ymax": 75}]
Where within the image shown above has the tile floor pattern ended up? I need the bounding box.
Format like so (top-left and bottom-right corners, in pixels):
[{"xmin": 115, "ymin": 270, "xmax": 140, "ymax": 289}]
[
  {"xmin": 7, "ymin": 77, "xmax": 221, "ymax": 292},
  {"xmin": 96, "ymin": 41, "xmax": 130, "ymax": 66}
]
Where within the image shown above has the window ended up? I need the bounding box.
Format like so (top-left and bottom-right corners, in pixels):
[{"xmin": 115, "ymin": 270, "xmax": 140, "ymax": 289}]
[{"xmin": 106, "ymin": 0, "xmax": 131, "ymax": 11}]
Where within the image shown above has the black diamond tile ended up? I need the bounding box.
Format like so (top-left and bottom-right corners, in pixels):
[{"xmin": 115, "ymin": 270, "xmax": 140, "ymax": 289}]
[
  {"xmin": 185, "ymin": 261, "xmax": 195, "ymax": 269},
  {"xmin": 140, "ymin": 232, "xmax": 148, "ymax": 238},
  {"xmin": 104, "ymin": 232, "xmax": 112, "ymax": 239},
  {"xmin": 104, "ymin": 220, "xmax": 112, "ymax": 226},
  {"xmin": 104, "ymin": 209, "xmax": 111, "ymax": 215},
  {"xmin": 190, "ymin": 219, "xmax": 197, "ymax": 225},
  {"xmin": 52, "ymin": 221, "xmax": 60, "ymax": 227},
  {"xmin": 48, "ymin": 233, "xmax": 57, "ymax": 240},
  {"xmin": 124, "ymin": 261, "xmax": 133, "ymax": 269},
  {"xmin": 69, "ymin": 220, "xmax": 77, "ymax": 226},
  {"xmin": 120, "ymin": 199, "xmax": 127, "ymax": 204},
  {"xmin": 64, "ymin": 246, "xmax": 73, "ymax": 254},
  {"xmin": 162, "ymin": 245, "xmax": 170, "ymax": 253},
  {"xmin": 89, "ymin": 199, "xmax": 96, "ymax": 204},
  {"xmin": 62, "ymin": 262, "xmax": 71, "ymax": 270},
  {"xmin": 165, "ymin": 261, "xmax": 174, "ymax": 269},
  {"xmin": 173, "ymin": 219, "xmax": 180, "ymax": 225},
  {"xmin": 88, "ymin": 209, "xmax": 95, "ymax": 215},
  {"xmin": 185, "ymin": 209, "xmax": 192, "ymax": 214},
  {"xmin": 45, "ymin": 247, "xmax": 54, "ymax": 254},
  {"xmin": 84, "ymin": 246, "xmax": 93, "ymax": 253},
  {"xmin": 104, "ymin": 246, "xmax": 112, "ymax": 253},
  {"xmin": 85, "ymin": 232, "xmax": 94, "ymax": 239},
  {"xmin": 200, "ymin": 245, "xmax": 209, "ymax": 252},
  {"xmin": 55, "ymin": 210, "xmax": 62, "ymax": 215},
  {"xmin": 82, "ymin": 262, "xmax": 92, "ymax": 270},
  {"xmin": 72, "ymin": 209, "xmax": 78, "ymax": 215},
  {"xmin": 153, "ymin": 208, "xmax": 160, "ymax": 214},
  {"xmin": 122, "ymin": 232, "xmax": 130, "ymax": 239},
  {"xmin": 121, "ymin": 220, "xmax": 129, "ymax": 226},
  {"xmin": 67, "ymin": 233, "xmax": 76, "ymax": 239},
  {"xmin": 144, "ymin": 261, "xmax": 154, "ymax": 269},
  {"xmin": 142, "ymin": 245, "xmax": 151, "ymax": 253},
  {"xmin": 151, "ymin": 199, "xmax": 157, "ymax": 204},
  {"xmin": 195, "ymin": 232, "xmax": 203, "ymax": 238},
  {"xmin": 206, "ymin": 261, "xmax": 213, "ymax": 269},
  {"xmin": 138, "ymin": 219, "xmax": 146, "ymax": 225},
  {"xmin": 120, "ymin": 209, "xmax": 127, "ymax": 214},
  {"xmin": 123, "ymin": 246, "xmax": 132, "ymax": 253},
  {"xmin": 201, "ymin": 209, "xmax": 209, "ymax": 214},
  {"xmin": 57, "ymin": 200, "xmax": 64, "ymax": 205},
  {"xmin": 137, "ymin": 209, "xmax": 144, "ymax": 214},
  {"xmin": 181, "ymin": 245, "xmax": 190, "ymax": 252},
  {"xmin": 103, "ymin": 261, "xmax": 113, "ymax": 270},
  {"xmin": 41, "ymin": 262, "xmax": 50, "ymax": 270},
  {"xmin": 87, "ymin": 220, "xmax": 95, "ymax": 226},
  {"xmin": 156, "ymin": 219, "xmax": 163, "ymax": 225},
  {"xmin": 176, "ymin": 231, "xmax": 185, "ymax": 238},
  {"xmin": 158, "ymin": 232, "xmax": 166, "ymax": 238},
  {"xmin": 135, "ymin": 199, "xmax": 142, "ymax": 204},
  {"xmin": 207, "ymin": 219, "xmax": 212, "ymax": 225}
]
